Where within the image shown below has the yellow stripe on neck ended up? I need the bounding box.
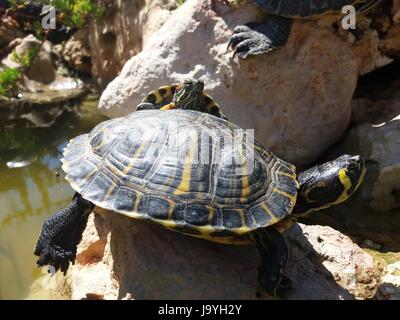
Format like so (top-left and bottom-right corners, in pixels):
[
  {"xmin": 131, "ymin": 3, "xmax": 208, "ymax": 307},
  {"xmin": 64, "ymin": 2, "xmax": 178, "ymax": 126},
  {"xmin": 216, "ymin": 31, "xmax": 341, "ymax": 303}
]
[{"xmin": 337, "ymin": 169, "xmax": 352, "ymax": 204}]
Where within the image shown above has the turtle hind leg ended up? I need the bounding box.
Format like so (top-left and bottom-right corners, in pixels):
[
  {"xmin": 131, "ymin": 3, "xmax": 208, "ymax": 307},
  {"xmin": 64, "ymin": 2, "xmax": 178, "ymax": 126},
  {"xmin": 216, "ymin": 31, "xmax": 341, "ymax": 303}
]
[
  {"xmin": 252, "ymin": 227, "xmax": 294, "ymax": 299},
  {"xmin": 228, "ymin": 15, "xmax": 293, "ymax": 59},
  {"xmin": 34, "ymin": 193, "xmax": 94, "ymax": 275}
]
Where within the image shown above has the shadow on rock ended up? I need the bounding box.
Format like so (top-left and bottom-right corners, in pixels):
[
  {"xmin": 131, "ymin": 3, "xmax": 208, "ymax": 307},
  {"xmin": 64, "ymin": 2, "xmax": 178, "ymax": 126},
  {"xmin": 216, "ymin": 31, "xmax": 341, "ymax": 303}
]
[{"xmin": 66, "ymin": 212, "xmax": 382, "ymax": 300}]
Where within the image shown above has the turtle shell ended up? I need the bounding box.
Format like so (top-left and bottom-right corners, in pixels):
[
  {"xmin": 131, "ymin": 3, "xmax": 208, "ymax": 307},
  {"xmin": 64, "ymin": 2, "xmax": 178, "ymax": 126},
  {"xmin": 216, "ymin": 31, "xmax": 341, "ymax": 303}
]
[
  {"xmin": 253, "ymin": 0, "xmax": 358, "ymax": 17},
  {"xmin": 61, "ymin": 110, "xmax": 298, "ymax": 239}
]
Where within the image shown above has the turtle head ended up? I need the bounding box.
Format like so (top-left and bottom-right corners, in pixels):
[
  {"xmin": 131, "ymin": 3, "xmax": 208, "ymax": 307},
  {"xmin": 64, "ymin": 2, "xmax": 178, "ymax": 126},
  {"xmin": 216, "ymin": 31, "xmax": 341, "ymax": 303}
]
[
  {"xmin": 173, "ymin": 79, "xmax": 205, "ymax": 110},
  {"xmin": 293, "ymin": 155, "xmax": 366, "ymax": 217}
]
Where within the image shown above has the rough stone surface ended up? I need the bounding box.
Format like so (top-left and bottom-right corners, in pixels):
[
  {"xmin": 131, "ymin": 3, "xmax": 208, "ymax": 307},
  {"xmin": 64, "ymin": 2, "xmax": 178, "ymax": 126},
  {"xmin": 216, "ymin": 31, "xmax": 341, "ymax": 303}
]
[
  {"xmin": 348, "ymin": 1, "xmax": 400, "ymax": 75},
  {"xmin": 88, "ymin": 0, "xmax": 175, "ymax": 88},
  {"xmin": 61, "ymin": 211, "xmax": 381, "ymax": 300},
  {"xmin": 98, "ymin": 0, "xmax": 358, "ymax": 166},
  {"xmin": 305, "ymin": 115, "xmax": 400, "ymax": 249},
  {"xmin": 0, "ymin": 16, "xmax": 24, "ymax": 59},
  {"xmin": 0, "ymin": 88, "xmax": 87, "ymax": 127},
  {"xmin": 61, "ymin": 28, "xmax": 91, "ymax": 74},
  {"xmin": 376, "ymin": 262, "xmax": 400, "ymax": 300},
  {"xmin": 352, "ymin": 29, "xmax": 393, "ymax": 75}
]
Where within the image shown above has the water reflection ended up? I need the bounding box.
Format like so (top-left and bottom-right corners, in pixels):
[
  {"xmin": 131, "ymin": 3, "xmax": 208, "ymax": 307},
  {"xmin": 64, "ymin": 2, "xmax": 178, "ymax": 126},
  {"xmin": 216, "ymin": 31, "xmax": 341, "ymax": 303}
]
[{"xmin": 0, "ymin": 95, "xmax": 106, "ymax": 299}]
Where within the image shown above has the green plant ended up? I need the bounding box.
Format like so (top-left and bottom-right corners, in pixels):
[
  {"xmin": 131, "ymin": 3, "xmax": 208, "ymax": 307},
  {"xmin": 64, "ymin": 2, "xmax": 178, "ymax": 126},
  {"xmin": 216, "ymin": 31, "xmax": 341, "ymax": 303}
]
[
  {"xmin": 43, "ymin": 0, "xmax": 104, "ymax": 28},
  {"xmin": 6, "ymin": 0, "xmax": 104, "ymax": 30},
  {"xmin": 12, "ymin": 46, "xmax": 40, "ymax": 68},
  {"xmin": 175, "ymin": 0, "xmax": 186, "ymax": 7},
  {"xmin": 0, "ymin": 68, "xmax": 21, "ymax": 98}
]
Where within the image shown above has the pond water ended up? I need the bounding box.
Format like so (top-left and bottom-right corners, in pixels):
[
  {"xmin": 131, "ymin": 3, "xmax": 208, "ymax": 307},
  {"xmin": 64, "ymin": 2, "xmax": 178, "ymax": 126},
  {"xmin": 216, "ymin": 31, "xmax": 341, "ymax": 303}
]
[{"xmin": 0, "ymin": 95, "xmax": 107, "ymax": 299}]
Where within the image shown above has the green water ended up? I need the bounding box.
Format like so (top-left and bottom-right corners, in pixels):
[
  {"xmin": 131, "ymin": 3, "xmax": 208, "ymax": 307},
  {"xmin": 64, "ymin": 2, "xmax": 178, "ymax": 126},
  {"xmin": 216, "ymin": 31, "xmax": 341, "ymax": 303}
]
[{"xmin": 0, "ymin": 95, "xmax": 107, "ymax": 299}]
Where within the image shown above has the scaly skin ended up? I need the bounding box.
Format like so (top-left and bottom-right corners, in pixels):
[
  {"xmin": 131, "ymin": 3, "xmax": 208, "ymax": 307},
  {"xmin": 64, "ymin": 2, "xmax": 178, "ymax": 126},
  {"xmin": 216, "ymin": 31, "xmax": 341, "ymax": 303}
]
[{"xmin": 34, "ymin": 193, "xmax": 94, "ymax": 274}]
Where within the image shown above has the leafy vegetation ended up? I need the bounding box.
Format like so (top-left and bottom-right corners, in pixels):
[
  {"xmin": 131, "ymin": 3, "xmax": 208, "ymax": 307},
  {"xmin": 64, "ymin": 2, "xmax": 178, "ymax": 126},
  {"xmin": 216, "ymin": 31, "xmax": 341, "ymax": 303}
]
[
  {"xmin": 40, "ymin": 0, "xmax": 104, "ymax": 28},
  {"xmin": 12, "ymin": 46, "xmax": 40, "ymax": 68},
  {"xmin": 0, "ymin": 0, "xmax": 103, "ymax": 97},
  {"xmin": 0, "ymin": 68, "xmax": 21, "ymax": 98},
  {"xmin": 175, "ymin": 0, "xmax": 186, "ymax": 7},
  {"xmin": 0, "ymin": 46, "xmax": 39, "ymax": 98},
  {"xmin": 8, "ymin": 0, "xmax": 104, "ymax": 29}
]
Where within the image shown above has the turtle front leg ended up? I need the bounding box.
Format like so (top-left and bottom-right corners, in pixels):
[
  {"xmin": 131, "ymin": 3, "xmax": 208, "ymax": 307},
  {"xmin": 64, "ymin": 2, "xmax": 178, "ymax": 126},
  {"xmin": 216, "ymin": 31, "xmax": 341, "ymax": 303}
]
[
  {"xmin": 228, "ymin": 16, "xmax": 293, "ymax": 59},
  {"xmin": 252, "ymin": 227, "xmax": 293, "ymax": 298},
  {"xmin": 34, "ymin": 193, "xmax": 94, "ymax": 275}
]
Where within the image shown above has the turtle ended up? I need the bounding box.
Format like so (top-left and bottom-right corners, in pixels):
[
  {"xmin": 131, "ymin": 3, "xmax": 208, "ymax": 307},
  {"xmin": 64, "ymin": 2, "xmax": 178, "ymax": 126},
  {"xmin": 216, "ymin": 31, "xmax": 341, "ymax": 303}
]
[
  {"xmin": 228, "ymin": 0, "xmax": 383, "ymax": 59},
  {"xmin": 136, "ymin": 79, "xmax": 228, "ymax": 120},
  {"xmin": 34, "ymin": 82, "xmax": 366, "ymax": 298}
]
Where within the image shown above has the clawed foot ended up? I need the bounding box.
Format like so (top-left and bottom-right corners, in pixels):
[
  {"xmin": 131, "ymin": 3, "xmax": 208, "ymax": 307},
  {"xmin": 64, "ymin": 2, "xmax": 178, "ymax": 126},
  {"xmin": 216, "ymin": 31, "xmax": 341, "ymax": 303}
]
[
  {"xmin": 36, "ymin": 243, "xmax": 75, "ymax": 275},
  {"xmin": 227, "ymin": 17, "xmax": 292, "ymax": 59},
  {"xmin": 34, "ymin": 193, "xmax": 93, "ymax": 275},
  {"xmin": 228, "ymin": 23, "xmax": 273, "ymax": 59}
]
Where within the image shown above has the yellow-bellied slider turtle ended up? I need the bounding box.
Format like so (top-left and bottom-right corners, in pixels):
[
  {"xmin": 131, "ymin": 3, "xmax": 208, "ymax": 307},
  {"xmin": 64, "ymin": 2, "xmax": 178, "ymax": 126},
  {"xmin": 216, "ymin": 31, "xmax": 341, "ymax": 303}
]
[
  {"xmin": 34, "ymin": 81, "xmax": 366, "ymax": 297},
  {"xmin": 136, "ymin": 79, "xmax": 227, "ymax": 120},
  {"xmin": 228, "ymin": 0, "xmax": 383, "ymax": 58}
]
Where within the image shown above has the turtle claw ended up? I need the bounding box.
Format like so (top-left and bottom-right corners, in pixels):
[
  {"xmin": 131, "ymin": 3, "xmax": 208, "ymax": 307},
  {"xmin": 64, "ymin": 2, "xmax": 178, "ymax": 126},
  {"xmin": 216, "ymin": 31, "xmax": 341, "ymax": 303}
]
[
  {"xmin": 226, "ymin": 25, "xmax": 250, "ymax": 51},
  {"xmin": 228, "ymin": 16, "xmax": 292, "ymax": 59},
  {"xmin": 36, "ymin": 244, "xmax": 75, "ymax": 275}
]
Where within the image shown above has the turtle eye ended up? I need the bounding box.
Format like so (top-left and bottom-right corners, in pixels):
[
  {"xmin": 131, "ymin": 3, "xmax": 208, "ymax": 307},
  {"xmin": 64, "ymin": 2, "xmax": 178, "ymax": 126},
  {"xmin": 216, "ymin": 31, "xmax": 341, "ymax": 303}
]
[{"xmin": 347, "ymin": 162, "xmax": 358, "ymax": 172}]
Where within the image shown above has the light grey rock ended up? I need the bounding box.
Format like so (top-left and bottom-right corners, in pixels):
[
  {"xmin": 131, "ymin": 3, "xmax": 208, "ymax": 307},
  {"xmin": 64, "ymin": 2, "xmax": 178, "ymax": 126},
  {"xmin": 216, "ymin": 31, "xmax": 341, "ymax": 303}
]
[
  {"xmin": 98, "ymin": 0, "xmax": 358, "ymax": 166},
  {"xmin": 0, "ymin": 88, "xmax": 87, "ymax": 127},
  {"xmin": 0, "ymin": 16, "xmax": 24, "ymax": 57},
  {"xmin": 61, "ymin": 28, "xmax": 91, "ymax": 74},
  {"xmin": 2, "ymin": 35, "xmax": 56, "ymax": 84},
  {"xmin": 88, "ymin": 0, "xmax": 175, "ymax": 88},
  {"xmin": 61, "ymin": 211, "xmax": 381, "ymax": 300}
]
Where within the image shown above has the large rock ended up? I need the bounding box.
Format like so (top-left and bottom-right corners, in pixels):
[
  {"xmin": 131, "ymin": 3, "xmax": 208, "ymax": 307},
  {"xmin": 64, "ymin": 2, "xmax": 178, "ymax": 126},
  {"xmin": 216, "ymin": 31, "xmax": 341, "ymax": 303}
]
[
  {"xmin": 349, "ymin": 1, "xmax": 400, "ymax": 75},
  {"xmin": 61, "ymin": 28, "xmax": 91, "ymax": 74},
  {"xmin": 98, "ymin": 0, "xmax": 359, "ymax": 166},
  {"xmin": 88, "ymin": 0, "xmax": 175, "ymax": 88},
  {"xmin": 0, "ymin": 87, "xmax": 87, "ymax": 127},
  {"xmin": 2, "ymin": 35, "xmax": 56, "ymax": 84},
  {"xmin": 0, "ymin": 16, "xmax": 24, "ymax": 59},
  {"xmin": 305, "ymin": 115, "xmax": 400, "ymax": 249},
  {"xmin": 60, "ymin": 211, "xmax": 382, "ymax": 300}
]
